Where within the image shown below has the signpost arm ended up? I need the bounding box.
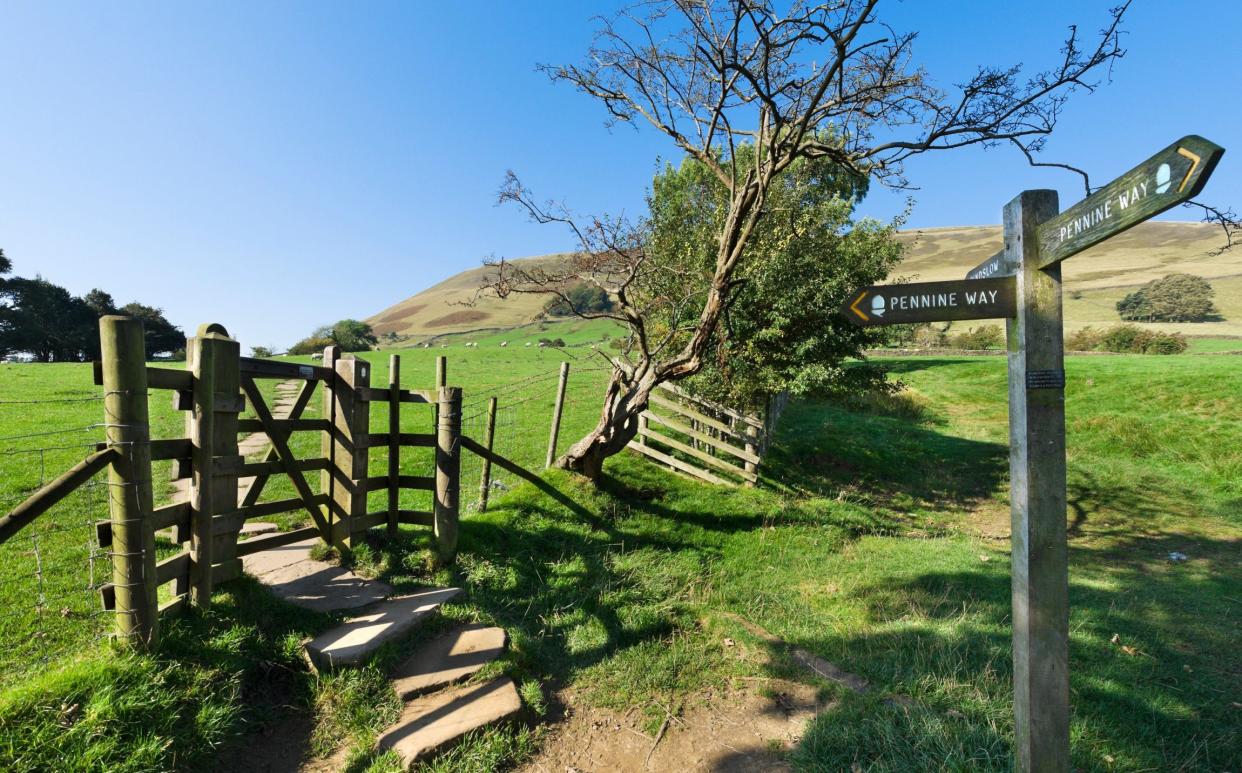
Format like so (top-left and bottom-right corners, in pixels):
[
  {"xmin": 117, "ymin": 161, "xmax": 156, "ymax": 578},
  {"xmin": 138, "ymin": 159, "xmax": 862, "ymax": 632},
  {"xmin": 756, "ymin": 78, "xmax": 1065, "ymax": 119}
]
[{"xmin": 1004, "ymin": 189, "xmax": 1069, "ymax": 773}]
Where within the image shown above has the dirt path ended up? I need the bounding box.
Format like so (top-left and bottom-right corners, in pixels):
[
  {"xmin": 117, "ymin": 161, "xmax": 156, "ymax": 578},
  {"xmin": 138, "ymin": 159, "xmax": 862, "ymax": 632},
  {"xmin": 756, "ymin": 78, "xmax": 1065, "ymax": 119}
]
[{"xmin": 519, "ymin": 679, "xmax": 828, "ymax": 773}]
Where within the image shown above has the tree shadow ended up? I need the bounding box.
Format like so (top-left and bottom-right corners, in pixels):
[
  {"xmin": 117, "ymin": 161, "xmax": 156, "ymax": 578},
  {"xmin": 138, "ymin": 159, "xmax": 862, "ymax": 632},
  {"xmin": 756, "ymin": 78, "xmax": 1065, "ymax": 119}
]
[
  {"xmin": 761, "ymin": 397, "xmax": 1009, "ymax": 509},
  {"xmin": 768, "ymin": 525, "xmax": 1241, "ymax": 772}
]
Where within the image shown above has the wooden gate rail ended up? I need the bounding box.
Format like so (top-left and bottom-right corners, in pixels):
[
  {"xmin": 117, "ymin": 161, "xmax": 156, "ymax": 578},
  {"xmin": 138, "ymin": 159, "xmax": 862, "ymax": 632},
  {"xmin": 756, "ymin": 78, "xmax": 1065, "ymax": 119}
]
[{"xmin": 0, "ymin": 447, "xmax": 116, "ymax": 546}]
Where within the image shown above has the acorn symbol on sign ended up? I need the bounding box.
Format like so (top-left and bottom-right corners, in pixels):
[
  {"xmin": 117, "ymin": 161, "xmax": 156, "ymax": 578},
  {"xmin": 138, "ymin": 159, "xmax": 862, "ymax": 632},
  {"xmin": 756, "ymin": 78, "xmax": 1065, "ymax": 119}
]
[
  {"xmin": 871, "ymin": 295, "xmax": 886, "ymax": 317},
  {"xmin": 1155, "ymin": 163, "xmax": 1172, "ymax": 194}
]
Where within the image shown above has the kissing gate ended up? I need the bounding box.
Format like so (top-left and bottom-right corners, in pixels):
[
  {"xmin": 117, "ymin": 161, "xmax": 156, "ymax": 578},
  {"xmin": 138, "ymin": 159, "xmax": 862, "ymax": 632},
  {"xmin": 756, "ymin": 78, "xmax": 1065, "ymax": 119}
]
[{"xmin": 90, "ymin": 316, "xmax": 462, "ymax": 647}]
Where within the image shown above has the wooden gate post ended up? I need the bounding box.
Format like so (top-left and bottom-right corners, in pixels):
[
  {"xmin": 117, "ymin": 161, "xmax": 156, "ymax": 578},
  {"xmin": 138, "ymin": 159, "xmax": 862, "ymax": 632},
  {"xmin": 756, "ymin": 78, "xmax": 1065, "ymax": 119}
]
[
  {"xmin": 546, "ymin": 361, "xmax": 569, "ymax": 467},
  {"xmin": 320, "ymin": 345, "xmax": 342, "ymax": 540},
  {"xmin": 434, "ymin": 386, "xmax": 462, "ymax": 562},
  {"xmin": 387, "ymin": 354, "xmax": 401, "ymax": 538},
  {"xmin": 477, "ymin": 396, "xmax": 497, "ymax": 512},
  {"xmin": 99, "ymin": 316, "xmax": 157, "ymax": 648},
  {"xmin": 743, "ymin": 420, "xmax": 759, "ymax": 488},
  {"xmin": 329, "ymin": 355, "xmax": 371, "ymax": 550},
  {"xmin": 1004, "ymin": 189, "xmax": 1069, "ymax": 773},
  {"xmin": 186, "ymin": 323, "xmax": 240, "ymax": 608}
]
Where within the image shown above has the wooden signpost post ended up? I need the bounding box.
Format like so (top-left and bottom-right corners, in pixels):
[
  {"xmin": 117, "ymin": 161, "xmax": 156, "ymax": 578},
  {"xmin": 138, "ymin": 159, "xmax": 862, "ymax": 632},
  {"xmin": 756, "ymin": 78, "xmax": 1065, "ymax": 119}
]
[{"xmin": 842, "ymin": 135, "xmax": 1224, "ymax": 772}]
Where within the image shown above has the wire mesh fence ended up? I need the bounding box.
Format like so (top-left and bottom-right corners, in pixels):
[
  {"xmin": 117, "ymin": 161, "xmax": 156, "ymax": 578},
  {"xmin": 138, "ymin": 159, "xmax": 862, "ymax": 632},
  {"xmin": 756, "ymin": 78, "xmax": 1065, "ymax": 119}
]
[{"xmin": 0, "ymin": 389, "xmax": 113, "ymax": 685}]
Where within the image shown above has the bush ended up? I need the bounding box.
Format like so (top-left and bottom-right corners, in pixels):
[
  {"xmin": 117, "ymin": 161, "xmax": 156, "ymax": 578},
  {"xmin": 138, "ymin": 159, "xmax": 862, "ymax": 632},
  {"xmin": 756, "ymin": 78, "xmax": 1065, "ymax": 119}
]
[
  {"xmin": 912, "ymin": 325, "xmax": 948, "ymax": 348},
  {"xmin": 1092, "ymin": 324, "xmax": 1187, "ymax": 355},
  {"xmin": 1140, "ymin": 332, "xmax": 1188, "ymax": 355},
  {"xmin": 1065, "ymin": 327, "xmax": 1103, "ymax": 351},
  {"xmin": 288, "ymin": 335, "xmax": 334, "ymax": 356},
  {"xmin": 543, "ymin": 283, "xmax": 614, "ymax": 317},
  {"xmin": 1117, "ymin": 273, "xmax": 1216, "ymax": 322},
  {"xmin": 951, "ymin": 325, "xmax": 1003, "ymax": 350}
]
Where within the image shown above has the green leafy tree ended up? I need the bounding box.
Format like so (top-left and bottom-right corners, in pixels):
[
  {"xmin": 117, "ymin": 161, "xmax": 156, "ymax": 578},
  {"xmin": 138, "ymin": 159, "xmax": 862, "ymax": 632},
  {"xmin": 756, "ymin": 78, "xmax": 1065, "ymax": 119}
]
[
  {"xmin": 544, "ymin": 283, "xmax": 614, "ymax": 317},
  {"xmin": 483, "ymin": 1, "xmax": 1128, "ymax": 479},
  {"xmin": 287, "ymin": 336, "xmax": 334, "ymax": 356},
  {"xmin": 0, "ymin": 276, "xmax": 96, "ymax": 361},
  {"xmin": 1117, "ymin": 274, "xmax": 1216, "ymax": 322},
  {"xmin": 651, "ymin": 149, "xmax": 904, "ymax": 410},
  {"xmin": 83, "ymin": 289, "xmax": 118, "ymax": 317},
  {"xmin": 118, "ymin": 302, "xmax": 184, "ymax": 358},
  {"xmin": 250, "ymin": 345, "xmax": 276, "ymax": 358}
]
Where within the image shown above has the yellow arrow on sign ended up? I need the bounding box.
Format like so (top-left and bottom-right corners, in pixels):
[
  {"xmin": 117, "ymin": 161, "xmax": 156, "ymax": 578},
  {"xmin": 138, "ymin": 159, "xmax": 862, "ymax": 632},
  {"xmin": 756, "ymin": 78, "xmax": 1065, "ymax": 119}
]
[
  {"xmin": 849, "ymin": 290, "xmax": 869, "ymax": 321},
  {"xmin": 1176, "ymin": 146, "xmax": 1202, "ymax": 193}
]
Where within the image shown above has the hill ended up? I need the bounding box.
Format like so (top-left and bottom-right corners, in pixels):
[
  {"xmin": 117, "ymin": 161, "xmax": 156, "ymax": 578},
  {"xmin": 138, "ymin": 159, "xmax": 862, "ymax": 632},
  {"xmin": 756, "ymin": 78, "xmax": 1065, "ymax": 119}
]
[{"xmin": 368, "ymin": 221, "xmax": 1242, "ymax": 340}]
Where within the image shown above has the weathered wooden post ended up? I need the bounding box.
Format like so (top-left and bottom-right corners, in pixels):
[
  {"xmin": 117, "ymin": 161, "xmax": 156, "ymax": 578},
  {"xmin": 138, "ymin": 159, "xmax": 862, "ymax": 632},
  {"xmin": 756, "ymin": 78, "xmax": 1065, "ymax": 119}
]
[
  {"xmin": 185, "ymin": 323, "xmax": 240, "ymax": 608},
  {"xmin": 99, "ymin": 315, "xmax": 157, "ymax": 648},
  {"xmin": 743, "ymin": 420, "xmax": 759, "ymax": 488},
  {"xmin": 1004, "ymin": 189, "xmax": 1069, "ymax": 773},
  {"xmin": 546, "ymin": 361, "xmax": 570, "ymax": 467},
  {"xmin": 329, "ymin": 355, "xmax": 371, "ymax": 550},
  {"xmin": 320, "ymin": 345, "xmax": 341, "ymax": 540},
  {"xmin": 637, "ymin": 413, "xmax": 648, "ymax": 447},
  {"xmin": 434, "ymin": 385, "xmax": 462, "ymax": 562},
  {"xmin": 477, "ymin": 396, "xmax": 497, "ymax": 512},
  {"xmin": 387, "ymin": 354, "xmax": 401, "ymax": 538}
]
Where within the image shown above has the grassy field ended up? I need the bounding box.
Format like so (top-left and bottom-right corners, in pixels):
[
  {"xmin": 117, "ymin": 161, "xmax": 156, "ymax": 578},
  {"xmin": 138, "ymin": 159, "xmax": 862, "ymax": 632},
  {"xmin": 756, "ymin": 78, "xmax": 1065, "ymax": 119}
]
[{"xmin": 0, "ymin": 346, "xmax": 1238, "ymax": 771}]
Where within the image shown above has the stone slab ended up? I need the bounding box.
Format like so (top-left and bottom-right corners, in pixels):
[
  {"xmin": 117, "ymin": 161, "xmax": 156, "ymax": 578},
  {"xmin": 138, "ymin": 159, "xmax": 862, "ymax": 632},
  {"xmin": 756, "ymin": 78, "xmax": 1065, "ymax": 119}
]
[
  {"xmin": 377, "ymin": 677, "xmax": 522, "ymax": 765},
  {"xmin": 240, "ymin": 538, "xmax": 316, "ymax": 577},
  {"xmin": 391, "ymin": 624, "xmax": 507, "ymax": 699},
  {"xmin": 305, "ymin": 587, "xmax": 463, "ymax": 670},
  {"xmin": 266, "ymin": 563, "xmax": 392, "ymax": 613},
  {"xmin": 239, "ymin": 521, "xmax": 278, "ymax": 536}
]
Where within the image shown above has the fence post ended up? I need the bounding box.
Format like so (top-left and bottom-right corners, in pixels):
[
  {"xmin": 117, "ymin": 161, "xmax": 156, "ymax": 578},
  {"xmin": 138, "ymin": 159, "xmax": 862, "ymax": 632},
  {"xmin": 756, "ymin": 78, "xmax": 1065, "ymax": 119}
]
[
  {"xmin": 100, "ymin": 315, "xmax": 157, "ymax": 649},
  {"xmin": 478, "ymin": 396, "xmax": 497, "ymax": 512},
  {"xmin": 637, "ymin": 412, "xmax": 648, "ymax": 446},
  {"xmin": 546, "ymin": 361, "xmax": 569, "ymax": 468},
  {"xmin": 186, "ymin": 323, "xmax": 240, "ymax": 608},
  {"xmin": 743, "ymin": 420, "xmax": 759, "ymax": 488},
  {"xmin": 387, "ymin": 354, "xmax": 401, "ymax": 539},
  {"xmin": 329, "ymin": 355, "xmax": 370, "ymax": 550},
  {"xmin": 320, "ymin": 345, "xmax": 341, "ymax": 542},
  {"xmin": 435, "ymin": 386, "xmax": 462, "ymax": 563}
]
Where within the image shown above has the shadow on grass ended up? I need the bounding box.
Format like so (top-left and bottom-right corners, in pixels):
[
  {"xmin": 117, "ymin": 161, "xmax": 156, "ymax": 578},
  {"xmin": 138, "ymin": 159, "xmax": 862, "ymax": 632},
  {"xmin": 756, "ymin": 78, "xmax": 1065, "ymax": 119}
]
[
  {"xmin": 780, "ymin": 527, "xmax": 1241, "ymax": 772},
  {"xmin": 761, "ymin": 397, "xmax": 1009, "ymax": 508}
]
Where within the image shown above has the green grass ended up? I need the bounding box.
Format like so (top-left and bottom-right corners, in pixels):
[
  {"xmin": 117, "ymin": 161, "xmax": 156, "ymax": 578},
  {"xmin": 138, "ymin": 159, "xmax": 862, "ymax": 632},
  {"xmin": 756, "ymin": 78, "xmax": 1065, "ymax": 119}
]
[{"xmin": 1, "ymin": 348, "xmax": 1239, "ymax": 771}]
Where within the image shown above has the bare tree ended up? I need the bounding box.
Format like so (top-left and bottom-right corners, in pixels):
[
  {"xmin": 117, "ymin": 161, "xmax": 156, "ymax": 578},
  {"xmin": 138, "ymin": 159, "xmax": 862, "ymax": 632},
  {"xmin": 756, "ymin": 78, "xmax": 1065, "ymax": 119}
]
[{"xmin": 485, "ymin": 0, "xmax": 1134, "ymax": 481}]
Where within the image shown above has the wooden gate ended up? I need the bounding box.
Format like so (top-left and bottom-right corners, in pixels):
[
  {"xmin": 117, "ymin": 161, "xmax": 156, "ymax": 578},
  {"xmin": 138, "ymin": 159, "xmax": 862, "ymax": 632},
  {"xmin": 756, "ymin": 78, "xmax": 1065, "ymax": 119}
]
[{"xmin": 0, "ymin": 316, "xmax": 463, "ymax": 649}]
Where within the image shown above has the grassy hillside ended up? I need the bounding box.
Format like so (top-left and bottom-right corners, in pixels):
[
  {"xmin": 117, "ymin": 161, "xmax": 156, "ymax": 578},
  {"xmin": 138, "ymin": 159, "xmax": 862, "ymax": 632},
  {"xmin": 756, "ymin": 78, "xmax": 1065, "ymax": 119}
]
[
  {"xmin": 370, "ymin": 221, "xmax": 1241, "ymax": 340},
  {"xmin": 367, "ymin": 253, "xmax": 576, "ymax": 339}
]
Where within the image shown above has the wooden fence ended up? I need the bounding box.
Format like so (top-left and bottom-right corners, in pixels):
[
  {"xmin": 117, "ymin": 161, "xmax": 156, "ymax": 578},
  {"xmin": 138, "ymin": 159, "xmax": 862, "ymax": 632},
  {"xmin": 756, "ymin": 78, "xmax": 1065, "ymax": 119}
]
[
  {"xmin": 0, "ymin": 315, "xmax": 467, "ymax": 650},
  {"xmin": 630, "ymin": 382, "xmax": 788, "ymax": 486}
]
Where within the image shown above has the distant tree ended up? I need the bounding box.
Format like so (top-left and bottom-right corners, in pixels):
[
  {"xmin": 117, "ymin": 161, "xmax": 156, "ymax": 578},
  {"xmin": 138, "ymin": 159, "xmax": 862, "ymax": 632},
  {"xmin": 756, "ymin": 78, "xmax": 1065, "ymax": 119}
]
[
  {"xmin": 1117, "ymin": 274, "xmax": 1216, "ymax": 322},
  {"xmin": 330, "ymin": 319, "xmax": 378, "ymax": 351},
  {"xmin": 0, "ymin": 248, "xmax": 10, "ymax": 276},
  {"xmin": 118, "ymin": 302, "xmax": 184, "ymax": 357},
  {"xmin": 250, "ymin": 345, "xmax": 276, "ymax": 358},
  {"xmin": 83, "ymin": 289, "xmax": 118, "ymax": 317},
  {"xmin": 544, "ymin": 283, "xmax": 614, "ymax": 317},
  {"xmin": 287, "ymin": 336, "xmax": 335, "ymax": 356},
  {"xmin": 289, "ymin": 320, "xmax": 377, "ymax": 355},
  {"xmin": 0, "ymin": 276, "xmax": 96, "ymax": 361}
]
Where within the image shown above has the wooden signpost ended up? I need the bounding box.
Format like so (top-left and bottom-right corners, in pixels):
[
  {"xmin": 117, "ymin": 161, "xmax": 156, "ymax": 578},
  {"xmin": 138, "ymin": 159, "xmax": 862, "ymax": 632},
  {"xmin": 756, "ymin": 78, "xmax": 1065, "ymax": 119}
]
[{"xmin": 842, "ymin": 135, "xmax": 1224, "ymax": 773}]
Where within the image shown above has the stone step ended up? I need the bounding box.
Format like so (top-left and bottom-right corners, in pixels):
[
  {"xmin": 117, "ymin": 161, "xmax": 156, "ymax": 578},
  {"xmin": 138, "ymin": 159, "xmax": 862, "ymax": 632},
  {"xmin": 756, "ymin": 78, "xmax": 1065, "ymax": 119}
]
[
  {"xmin": 305, "ymin": 587, "xmax": 463, "ymax": 670},
  {"xmin": 239, "ymin": 521, "xmax": 278, "ymax": 537},
  {"xmin": 240, "ymin": 537, "xmax": 393, "ymax": 613},
  {"xmin": 377, "ymin": 677, "xmax": 522, "ymax": 765},
  {"xmin": 391, "ymin": 624, "xmax": 507, "ymax": 699}
]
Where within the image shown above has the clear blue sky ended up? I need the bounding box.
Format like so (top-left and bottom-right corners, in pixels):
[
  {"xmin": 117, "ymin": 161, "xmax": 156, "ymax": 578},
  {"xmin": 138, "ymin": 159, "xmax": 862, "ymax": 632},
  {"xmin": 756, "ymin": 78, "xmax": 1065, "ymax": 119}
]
[{"xmin": 2, "ymin": 1, "xmax": 1238, "ymax": 349}]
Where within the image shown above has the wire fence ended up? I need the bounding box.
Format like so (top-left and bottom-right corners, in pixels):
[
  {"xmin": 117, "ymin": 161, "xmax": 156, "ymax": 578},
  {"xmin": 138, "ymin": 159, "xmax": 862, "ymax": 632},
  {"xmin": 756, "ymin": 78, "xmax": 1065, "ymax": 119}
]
[{"xmin": 0, "ymin": 389, "xmax": 114, "ymax": 685}]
